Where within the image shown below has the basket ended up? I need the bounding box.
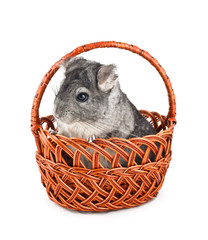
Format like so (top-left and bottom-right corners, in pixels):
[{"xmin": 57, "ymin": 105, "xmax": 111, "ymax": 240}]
[{"xmin": 31, "ymin": 41, "xmax": 176, "ymax": 212}]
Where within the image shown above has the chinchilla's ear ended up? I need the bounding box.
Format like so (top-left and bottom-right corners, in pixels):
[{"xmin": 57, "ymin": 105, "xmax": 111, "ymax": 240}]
[
  {"xmin": 97, "ymin": 64, "xmax": 118, "ymax": 92},
  {"xmin": 62, "ymin": 57, "xmax": 86, "ymax": 74}
]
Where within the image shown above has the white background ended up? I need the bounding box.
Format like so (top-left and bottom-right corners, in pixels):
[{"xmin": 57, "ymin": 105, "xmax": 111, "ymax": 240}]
[{"xmin": 1, "ymin": 0, "xmax": 208, "ymax": 239}]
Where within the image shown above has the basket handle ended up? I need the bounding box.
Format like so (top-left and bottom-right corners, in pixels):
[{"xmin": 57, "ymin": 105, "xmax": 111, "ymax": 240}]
[{"xmin": 31, "ymin": 41, "xmax": 176, "ymax": 135}]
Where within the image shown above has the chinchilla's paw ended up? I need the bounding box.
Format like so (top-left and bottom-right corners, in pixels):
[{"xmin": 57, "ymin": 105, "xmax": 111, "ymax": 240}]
[
  {"xmin": 49, "ymin": 129, "xmax": 58, "ymax": 135},
  {"xmin": 87, "ymin": 135, "xmax": 96, "ymax": 143}
]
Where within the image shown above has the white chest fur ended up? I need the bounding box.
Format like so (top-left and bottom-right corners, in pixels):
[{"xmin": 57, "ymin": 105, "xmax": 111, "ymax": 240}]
[{"xmin": 56, "ymin": 119, "xmax": 103, "ymax": 139}]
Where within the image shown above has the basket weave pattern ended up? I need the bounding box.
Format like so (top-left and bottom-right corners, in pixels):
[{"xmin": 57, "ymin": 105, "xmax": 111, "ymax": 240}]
[{"xmin": 31, "ymin": 41, "xmax": 176, "ymax": 212}]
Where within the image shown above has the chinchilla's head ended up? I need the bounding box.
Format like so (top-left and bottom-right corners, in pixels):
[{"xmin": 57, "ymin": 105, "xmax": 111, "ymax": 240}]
[{"xmin": 53, "ymin": 57, "xmax": 120, "ymax": 125}]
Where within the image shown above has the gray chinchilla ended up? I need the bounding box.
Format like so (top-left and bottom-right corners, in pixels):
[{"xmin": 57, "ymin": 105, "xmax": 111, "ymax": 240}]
[{"xmin": 53, "ymin": 57, "xmax": 157, "ymax": 168}]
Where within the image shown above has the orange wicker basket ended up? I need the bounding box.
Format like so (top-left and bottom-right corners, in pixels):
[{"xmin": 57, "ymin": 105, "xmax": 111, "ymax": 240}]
[{"xmin": 31, "ymin": 41, "xmax": 176, "ymax": 212}]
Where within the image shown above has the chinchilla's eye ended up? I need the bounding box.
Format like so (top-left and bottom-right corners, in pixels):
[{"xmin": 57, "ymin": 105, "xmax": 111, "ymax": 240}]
[{"xmin": 76, "ymin": 92, "xmax": 89, "ymax": 102}]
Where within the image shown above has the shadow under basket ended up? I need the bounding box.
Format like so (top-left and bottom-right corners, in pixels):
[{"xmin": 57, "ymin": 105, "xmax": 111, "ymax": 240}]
[{"xmin": 31, "ymin": 41, "xmax": 176, "ymax": 212}]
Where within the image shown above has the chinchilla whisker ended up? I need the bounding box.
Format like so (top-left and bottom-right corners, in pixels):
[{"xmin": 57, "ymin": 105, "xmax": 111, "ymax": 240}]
[
  {"xmin": 70, "ymin": 114, "xmax": 112, "ymax": 139},
  {"xmin": 68, "ymin": 111, "xmax": 139, "ymax": 139},
  {"xmin": 82, "ymin": 123, "xmax": 112, "ymax": 138},
  {"xmin": 92, "ymin": 120, "xmax": 139, "ymax": 138},
  {"xmin": 77, "ymin": 119, "xmax": 112, "ymax": 139},
  {"xmin": 50, "ymin": 83, "xmax": 59, "ymax": 96}
]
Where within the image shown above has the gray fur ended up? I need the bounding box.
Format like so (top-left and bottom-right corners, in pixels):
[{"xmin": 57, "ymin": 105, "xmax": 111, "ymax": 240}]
[{"xmin": 53, "ymin": 57, "xmax": 157, "ymax": 168}]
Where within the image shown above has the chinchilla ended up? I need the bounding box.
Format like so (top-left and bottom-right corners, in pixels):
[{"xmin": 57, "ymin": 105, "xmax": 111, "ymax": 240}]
[{"xmin": 52, "ymin": 57, "xmax": 157, "ymax": 168}]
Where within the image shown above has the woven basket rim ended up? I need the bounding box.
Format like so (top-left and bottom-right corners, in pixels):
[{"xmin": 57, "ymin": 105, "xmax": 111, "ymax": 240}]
[
  {"xmin": 39, "ymin": 110, "xmax": 174, "ymax": 141},
  {"xmin": 37, "ymin": 110, "xmax": 174, "ymax": 169}
]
